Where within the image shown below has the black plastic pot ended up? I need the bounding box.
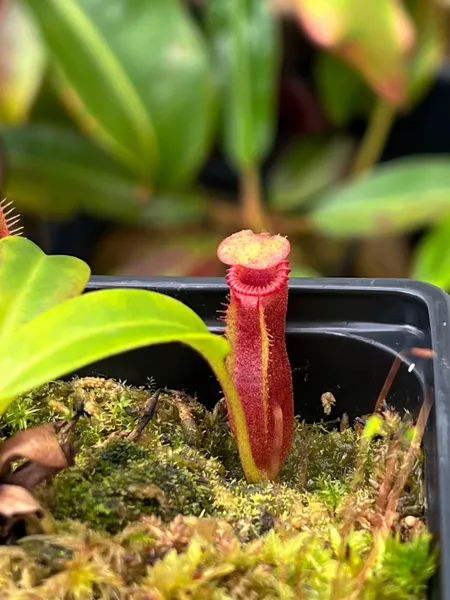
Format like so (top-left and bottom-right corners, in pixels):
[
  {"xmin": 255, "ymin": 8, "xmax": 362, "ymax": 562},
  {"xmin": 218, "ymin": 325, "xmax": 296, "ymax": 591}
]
[{"xmin": 81, "ymin": 276, "xmax": 450, "ymax": 600}]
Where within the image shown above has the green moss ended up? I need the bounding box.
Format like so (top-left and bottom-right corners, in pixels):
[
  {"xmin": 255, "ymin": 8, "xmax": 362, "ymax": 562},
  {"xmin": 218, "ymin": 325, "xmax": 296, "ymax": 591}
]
[
  {"xmin": 1, "ymin": 378, "xmax": 143, "ymax": 442},
  {"xmin": 51, "ymin": 439, "xmax": 221, "ymax": 533},
  {"xmin": 0, "ymin": 377, "xmax": 437, "ymax": 599},
  {"xmin": 281, "ymin": 422, "xmax": 359, "ymax": 486},
  {"xmin": 369, "ymin": 532, "xmax": 437, "ymax": 599},
  {"xmin": 0, "ymin": 518, "xmax": 435, "ymax": 599}
]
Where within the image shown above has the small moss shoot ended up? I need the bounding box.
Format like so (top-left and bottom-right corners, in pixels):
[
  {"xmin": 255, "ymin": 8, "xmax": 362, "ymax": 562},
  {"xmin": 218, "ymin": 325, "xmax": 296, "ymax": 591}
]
[{"xmin": 0, "ymin": 377, "xmax": 437, "ymax": 599}]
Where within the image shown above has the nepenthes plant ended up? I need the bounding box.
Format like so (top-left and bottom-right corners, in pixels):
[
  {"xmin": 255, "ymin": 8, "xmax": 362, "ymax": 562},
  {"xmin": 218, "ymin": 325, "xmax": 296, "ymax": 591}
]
[{"xmin": 0, "ymin": 200, "xmax": 438, "ymax": 598}]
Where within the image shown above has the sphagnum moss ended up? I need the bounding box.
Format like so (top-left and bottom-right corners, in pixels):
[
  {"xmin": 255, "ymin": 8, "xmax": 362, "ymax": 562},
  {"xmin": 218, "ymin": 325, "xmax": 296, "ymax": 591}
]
[{"xmin": 0, "ymin": 377, "xmax": 437, "ymax": 599}]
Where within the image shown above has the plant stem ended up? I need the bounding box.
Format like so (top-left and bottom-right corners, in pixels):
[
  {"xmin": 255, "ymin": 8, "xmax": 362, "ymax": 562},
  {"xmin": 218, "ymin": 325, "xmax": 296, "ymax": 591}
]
[
  {"xmin": 352, "ymin": 100, "xmax": 396, "ymax": 177},
  {"xmin": 209, "ymin": 197, "xmax": 311, "ymax": 235},
  {"xmin": 240, "ymin": 164, "xmax": 267, "ymax": 231}
]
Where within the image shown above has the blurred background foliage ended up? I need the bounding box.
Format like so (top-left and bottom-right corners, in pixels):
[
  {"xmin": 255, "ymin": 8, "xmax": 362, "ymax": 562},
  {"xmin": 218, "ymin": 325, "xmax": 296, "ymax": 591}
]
[{"xmin": 1, "ymin": 0, "xmax": 450, "ymax": 285}]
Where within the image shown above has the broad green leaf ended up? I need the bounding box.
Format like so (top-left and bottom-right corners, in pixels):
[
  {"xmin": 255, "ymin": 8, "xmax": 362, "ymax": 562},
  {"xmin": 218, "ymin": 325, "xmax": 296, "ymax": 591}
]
[
  {"xmin": 314, "ymin": 54, "xmax": 373, "ymax": 127},
  {"xmin": 268, "ymin": 136, "xmax": 354, "ymax": 211},
  {"xmin": 293, "ymin": 0, "xmax": 414, "ymax": 105},
  {"xmin": 2, "ymin": 123, "xmax": 208, "ymax": 226},
  {"xmin": 411, "ymin": 216, "xmax": 450, "ymax": 290},
  {"xmin": 0, "ymin": 1, "xmax": 46, "ymax": 123},
  {"xmin": 310, "ymin": 158, "xmax": 450, "ymax": 237},
  {"xmin": 0, "ymin": 237, "xmax": 89, "ymax": 345},
  {"xmin": 23, "ymin": 0, "xmax": 158, "ymax": 182},
  {"xmin": 72, "ymin": 0, "xmax": 215, "ymax": 189},
  {"xmin": 0, "ymin": 286, "xmax": 229, "ymax": 408},
  {"xmin": 407, "ymin": 0, "xmax": 445, "ymax": 106},
  {"xmin": 0, "ymin": 124, "xmax": 151, "ymax": 222},
  {"xmin": 24, "ymin": 0, "xmax": 215, "ymax": 189},
  {"xmin": 206, "ymin": 0, "xmax": 279, "ymax": 168}
]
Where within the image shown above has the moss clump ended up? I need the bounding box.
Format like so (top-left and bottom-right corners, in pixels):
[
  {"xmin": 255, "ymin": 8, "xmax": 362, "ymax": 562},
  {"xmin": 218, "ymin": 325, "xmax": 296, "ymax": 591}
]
[
  {"xmin": 0, "ymin": 516, "xmax": 436, "ymax": 599},
  {"xmin": 0, "ymin": 378, "xmax": 437, "ymax": 599},
  {"xmin": 50, "ymin": 439, "xmax": 221, "ymax": 533},
  {"xmin": 2, "ymin": 378, "xmax": 150, "ymax": 443},
  {"xmin": 3, "ymin": 378, "xmax": 235, "ymax": 462}
]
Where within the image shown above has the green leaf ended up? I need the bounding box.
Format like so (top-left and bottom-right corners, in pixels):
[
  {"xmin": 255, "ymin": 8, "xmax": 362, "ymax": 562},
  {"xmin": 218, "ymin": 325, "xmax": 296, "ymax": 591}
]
[
  {"xmin": 207, "ymin": 0, "xmax": 279, "ymax": 168},
  {"xmin": 407, "ymin": 1, "xmax": 445, "ymax": 106},
  {"xmin": 23, "ymin": 0, "xmax": 158, "ymax": 182},
  {"xmin": 268, "ymin": 136, "xmax": 354, "ymax": 211},
  {"xmin": 24, "ymin": 0, "xmax": 215, "ymax": 189},
  {"xmin": 0, "ymin": 1, "xmax": 46, "ymax": 124},
  {"xmin": 1, "ymin": 124, "xmax": 149, "ymax": 222},
  {"xmin": 411, "ymin": 216, "xmax": 450, "ymax": 290},
  {"xmin": 2, "ymin": 124, "xmax": 208, "ymax": 226},
  {"xmin": 310, "ymin": 158, "xmax": 450, "ymax": 237},
  {"xmin": 293, "ymin": 0, "xmax": 414, "ymax": 105},
  {"xmin": 0, "ymin": 237, "xmax": 90, "ymax": 345},
  {"xmin": 0, "ymin": 285, "xmax": 229, "ymax": 410},
  {"xmin": 314, "ymin": 54, "xmax": 374, "ymax": 127}
]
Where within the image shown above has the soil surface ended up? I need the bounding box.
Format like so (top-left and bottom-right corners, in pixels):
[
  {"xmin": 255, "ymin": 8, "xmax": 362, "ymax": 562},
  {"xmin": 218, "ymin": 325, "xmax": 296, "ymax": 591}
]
[{"xmin": 0, "ymin": 377, "xmax": 436, "ymax": 599}]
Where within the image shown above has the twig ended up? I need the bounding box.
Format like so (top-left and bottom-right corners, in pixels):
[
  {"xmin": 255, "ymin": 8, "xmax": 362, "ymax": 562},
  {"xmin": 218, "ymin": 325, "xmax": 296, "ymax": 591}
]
[
  {"xmin": 73, "ymin": 401, "xmax": 90, "ymax": 421},
  {"xmin": 374, "ymin": 348, "xmax": 435, "ymax": 413},
  {"xmin": 128, "ymin": 388, "xmax": 163, "ymax": 442}
]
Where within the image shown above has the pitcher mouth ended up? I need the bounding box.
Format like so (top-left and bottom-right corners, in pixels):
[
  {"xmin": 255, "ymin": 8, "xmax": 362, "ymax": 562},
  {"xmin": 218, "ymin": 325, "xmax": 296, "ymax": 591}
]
[{"xmin": 226, "ymin": 261, "xmax": 290, "ymax": 297}]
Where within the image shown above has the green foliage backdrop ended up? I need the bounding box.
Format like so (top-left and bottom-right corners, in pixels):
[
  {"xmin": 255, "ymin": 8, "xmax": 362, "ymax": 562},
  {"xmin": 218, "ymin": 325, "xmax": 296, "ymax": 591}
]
[{"xmin": 0, "ymin": 0, "xmax": 449, "ymax": 286}]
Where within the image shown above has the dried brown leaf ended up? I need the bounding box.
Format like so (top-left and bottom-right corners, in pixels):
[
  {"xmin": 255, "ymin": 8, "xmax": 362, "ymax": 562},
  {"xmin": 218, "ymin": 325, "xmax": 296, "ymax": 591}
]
[
  {"xmin": 0, "ymin": 423, "xmax": 72, "ymax": 480},
  {"xmin": 0, "ymin": 483, "xmax": 42, "ymax": 518},
  {"xmin": 5, "ymin": 457, "xmax": 68, "ymax": 490}
]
